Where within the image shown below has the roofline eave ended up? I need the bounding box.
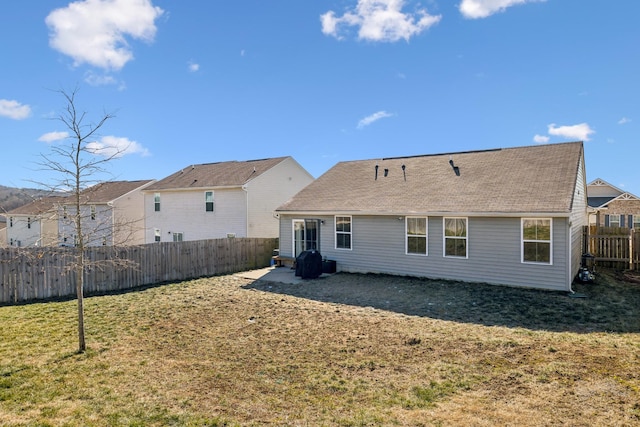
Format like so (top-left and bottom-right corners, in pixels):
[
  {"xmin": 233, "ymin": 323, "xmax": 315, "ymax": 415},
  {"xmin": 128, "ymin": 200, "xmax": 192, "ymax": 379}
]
[{"xmin": 275, "ymin": 210, "xmax": 572, "ymax": 218}]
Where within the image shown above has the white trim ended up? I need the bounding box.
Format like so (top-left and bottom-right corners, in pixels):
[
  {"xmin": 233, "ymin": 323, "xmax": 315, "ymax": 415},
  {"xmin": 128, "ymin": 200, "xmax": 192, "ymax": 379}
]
[
  {"xmin": 335, "ymin": 215, "xmax": 352, "ymax": 251},
  {"xmin": 521, "ymin": 218, "xmax": 553, "ymax": 265},
  {"xmin": 443, "ymin": 217, "xmax": 468, "ymax": 259},
  {"xmin": 405, "ymin": 216, "xmax": 428, "ymax": 256}
]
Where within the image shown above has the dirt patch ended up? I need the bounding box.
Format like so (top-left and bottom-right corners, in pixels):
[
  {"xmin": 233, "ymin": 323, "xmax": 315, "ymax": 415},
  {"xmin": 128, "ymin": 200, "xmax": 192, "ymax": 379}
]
[{"xmin": 245, "ymin": 268, "xmax": 640, "ymax": 333}]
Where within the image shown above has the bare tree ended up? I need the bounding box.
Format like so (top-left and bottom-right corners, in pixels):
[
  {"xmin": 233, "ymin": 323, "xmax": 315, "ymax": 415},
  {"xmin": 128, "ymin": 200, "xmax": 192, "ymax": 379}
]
[{"xmin": 35, "ymin": 87, "xmax": 126, "ymax": 353}]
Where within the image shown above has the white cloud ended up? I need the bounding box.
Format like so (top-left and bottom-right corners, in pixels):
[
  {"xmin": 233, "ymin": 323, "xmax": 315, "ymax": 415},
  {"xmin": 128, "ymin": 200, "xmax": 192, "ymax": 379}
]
[
  {"xmin": 547, "ymin": 123, "xmax": 595, "ymax": 141},
  {"xmin": 459, "ymin": 0, "xmax": 543, "ymax": 19},
  {"xmin": 618, "ymin": 117, "xmax": 631, "ymax": 125},
  {"xmin": 45, "ymin": 0, "xmax": 164, "ymax": 71},
  {"xmin": 84, "ymin": 71, "xmax": 118, "ymax": 86},
  {"xmin": 533, "ymin": 134, "xmax": 549, "ymax": 144},
  {"xmin": 188, "ymin": 61, "xmax": 200, "ymax": 72},
  {"xmin": 38, "ymin": 131, "xmax": 70, "ymax": 143},
  {"xmin": 87, "ymin": 136, "xmax": 150, "ymax": 158},
  {"xmin": 357, "ymin": 111, "xmax": 394, "ymax": 129},
  {"xmin": 0, "ymin": 99, "xmax": 31, "ymax": 120},
  {"xmin": 321, "ymin": 0, "xmax": 441, "ymax": 42}
]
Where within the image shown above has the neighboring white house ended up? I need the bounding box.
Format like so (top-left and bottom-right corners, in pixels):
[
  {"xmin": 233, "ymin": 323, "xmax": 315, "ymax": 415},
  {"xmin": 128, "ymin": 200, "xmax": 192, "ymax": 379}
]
[
  {"xmin": 587, "ymin": 178, "xmax": 640, "ymax": 229},
  {"xmin": 5, "ymin": 196, "xmax": 66, "ymax": 247},
  {"xmin": 58, "ymin": 180, "xmax": 155, "ymax": 247},
  {"xmin": 142, "ymin": 157, "xmax": 314, "ymax": 243},
  {"xmin": 275, "ymin": 142, "xmax": 588, "ymax": 292}
]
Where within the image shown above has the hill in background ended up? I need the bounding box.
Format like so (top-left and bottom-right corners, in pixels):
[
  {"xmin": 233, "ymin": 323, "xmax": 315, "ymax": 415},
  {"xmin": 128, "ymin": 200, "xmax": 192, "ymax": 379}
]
[{"xmin": 0, "ymin": 185, "xmax": 59, "ymax": 224}]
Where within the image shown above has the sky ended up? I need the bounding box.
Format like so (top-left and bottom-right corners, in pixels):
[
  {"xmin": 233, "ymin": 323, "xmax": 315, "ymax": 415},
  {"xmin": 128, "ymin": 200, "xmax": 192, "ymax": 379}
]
[{"xmin": 0, "ymin": 0, "xmax": 638, "ymax": 196}]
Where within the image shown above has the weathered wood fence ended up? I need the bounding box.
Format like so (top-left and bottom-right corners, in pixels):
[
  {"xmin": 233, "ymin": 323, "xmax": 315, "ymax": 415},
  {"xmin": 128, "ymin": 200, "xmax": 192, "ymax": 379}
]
[
  {"xmin": 0, "ymin": 238, "xmax": 277, "ymax": 304},
  {"xmin": 583, "ymin": 226, "xmax": 639, "ymax": 271}
]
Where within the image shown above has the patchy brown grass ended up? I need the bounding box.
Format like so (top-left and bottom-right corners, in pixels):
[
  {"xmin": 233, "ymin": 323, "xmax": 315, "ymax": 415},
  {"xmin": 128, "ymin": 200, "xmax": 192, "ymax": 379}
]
[{"xmin": 1, "ymin": 269, "xmax": 639, "ymax": 426}]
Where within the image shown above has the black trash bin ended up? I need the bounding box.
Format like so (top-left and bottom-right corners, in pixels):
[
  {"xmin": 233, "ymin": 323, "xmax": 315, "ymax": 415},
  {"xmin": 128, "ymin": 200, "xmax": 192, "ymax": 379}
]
[{"xmin": 295, "ymin": 250, "xmax": 323, "ymax": 279}]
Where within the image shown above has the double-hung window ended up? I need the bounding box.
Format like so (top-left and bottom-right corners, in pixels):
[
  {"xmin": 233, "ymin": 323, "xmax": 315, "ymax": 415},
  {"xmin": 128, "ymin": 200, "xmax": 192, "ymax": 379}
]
[
  {"xmin": 154, "ymin": 228, "xmax": 161, "ymax": 242},
  {"xmin": 406, "ymin": 217, "xmax": 427, "ymax": 255},
  {"xmin": 205, "ymin": 191, "xmax": 214, "ymax": 212},
  {"xmin": 27, "ymin": 217, "xmax": 31, "ymax": 229},
  {"xmin": 90, "ymin": 205, "xmax": 96, "ymax": 220},
  {"xmin": 335, "ymin": 216, "xmax": 352, "ymax": 250},
  {"xmin": 173, "ymin": 232, "xmax": 184, "ymax": 242},
  {"xmin": 608, "ymin": 214, "xmax": 620, "ymax": 228},
  {"xmin": 522, "ymin": 218, "xmax": 552, "ymax": 264},
  {"xmin": 634, "ymin": 216, "xmax": 640, "ymax": 229},
  {"xmin": 444, "ymin": 217, "xmax": 467, "ymax": 258},
  {"xmin": 154, "ymin": 193, "xmax": 161, "ymax": 212}
]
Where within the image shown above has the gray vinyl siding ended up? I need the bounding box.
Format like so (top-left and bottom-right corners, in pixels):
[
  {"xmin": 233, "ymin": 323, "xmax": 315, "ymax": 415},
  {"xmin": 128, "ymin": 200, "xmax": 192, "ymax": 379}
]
[
  {"xmin": 570, "ymin": 157, "xmax": 589, "ymax": 283},
  {"xmin": 280, "ymin": 214, "xmax": 571, "ymax": 291}
]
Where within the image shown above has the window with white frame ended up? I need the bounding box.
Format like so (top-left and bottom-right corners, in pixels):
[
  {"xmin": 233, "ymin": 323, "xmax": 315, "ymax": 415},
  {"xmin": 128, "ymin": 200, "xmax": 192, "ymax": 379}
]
[
  {"xmin": 9, "ymin": 217, "xmax": 13, "ymax": 227},
  {"xmin": 27, "ymin": 217, "xmax": 31, "ymax": 229},
  {"xmin": 154, "ymin": 193, "xmax": 161, "ymax": 212},
  {"xmin": 609, "ymin": 214, "xmax": 620, "ymax": 227},
  {"xmin": 154, "ymin": 228, "xmax": 161, "ymax": 242},
  {"xmin": 205, "ymin": 191, "xmax": 214, "ymax": 212},
  {"xmin": 90, "ymin": 205, "xmax": 96, "ymax": 220},
  {"xmin": 406, "ymin": 217, "xmax": 427, "ymax": 255},
  {"xmin": 522, "ymin": 218, "xmax": 552, "ymax": 264},
  {"xmin": 444, "ymin": 217, "xmax": 467, "ymax": 258},
  {"xmin": 335, "ymin": 216, "xmax": 352, "ymax": 250},
  {"xmin": 173, "ymin": 232, "xmax": 183, "ymax": 242},
  {"xmin": 634, "ymin": 216, "xmax": 640, "ymax": 229}
]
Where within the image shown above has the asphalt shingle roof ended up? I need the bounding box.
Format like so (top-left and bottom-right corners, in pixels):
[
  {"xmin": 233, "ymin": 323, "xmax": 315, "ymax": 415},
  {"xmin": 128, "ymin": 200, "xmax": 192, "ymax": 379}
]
[
  {"xmin": 73, "ymin": 180, "xmax": 154, "ymax": 204},
  {"xmin": 144, "ymin": 157, "xmax": 289, "ymax": 191},
  {"xmin": 277, "ymin": 142, "xmax": 583, "ymax": 215},
  {"xmin": 6, "ymin": 196, "xmax": 67, "ymax": 215}
]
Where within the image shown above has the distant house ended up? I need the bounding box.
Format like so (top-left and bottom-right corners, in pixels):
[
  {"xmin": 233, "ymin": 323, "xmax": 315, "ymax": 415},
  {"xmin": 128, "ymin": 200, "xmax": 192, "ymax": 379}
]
[
  {"xmin": 142, "ymin": 157, "xmax": 314, "ymax": 243},
  {"xmin": 587, "ymin": 178, "xmax": 640, "ymax": 229},
  {"xmin": 5, "ymin": 196, "xmax": 66, "ymax": 247},
  {"xmin": 276, "ymin": 142, "xmax": 588, "ymax": 292},
  {"xmin": 58, "ymin": 180, "xmax": 155, "ymax": 247}
]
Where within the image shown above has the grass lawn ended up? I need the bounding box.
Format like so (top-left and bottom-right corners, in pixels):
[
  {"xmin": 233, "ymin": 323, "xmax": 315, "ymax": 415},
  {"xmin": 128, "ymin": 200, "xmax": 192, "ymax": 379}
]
[{"xmin": 1, "ymin": 269, "xmax": 639, "ymax": 426}]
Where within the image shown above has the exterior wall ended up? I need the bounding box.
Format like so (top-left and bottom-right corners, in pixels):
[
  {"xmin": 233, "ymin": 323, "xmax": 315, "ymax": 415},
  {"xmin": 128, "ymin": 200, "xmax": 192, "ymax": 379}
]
[
  {"xmin": 570, "ymin": 158, "xmax": 589, "ymax": 281},
  {"xmin": 112, "ymin": 188, "xmax": 147, "ymax": 245},
  {"xmin": 0, "ymin": 226, "xmax": 6, "ymax": 247},
  {"xmin": 144, "ymin": 188, "xmax": 248, "ymax": 243},
  {"xmin": 594, "ymin": 199, "xmax": 640, "ymax": 228},
  {"xmin": 58, "ymin": 204, "xmax": 114, "ymax": 247},
  {"xmin": 7, "ymin": 214, "xmax": 59, "ymax": 247},
  {"xmin": 279, "ymin": 214, "xmax": 571, "ymax": 291},
  {"xmin": 246, "ymin": 158, "xmax": 314, "ymax": 238},
  {"xmin": 6, "ymin": 215, "xmax": 41, "ymax": 247}
]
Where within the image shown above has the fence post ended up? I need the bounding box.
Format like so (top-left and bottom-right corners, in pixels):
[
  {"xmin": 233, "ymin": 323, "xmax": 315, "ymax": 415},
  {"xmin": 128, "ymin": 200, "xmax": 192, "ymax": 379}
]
[{"xmin": 631, "ymin": 229, "xmax": 635, "ymax": 271}]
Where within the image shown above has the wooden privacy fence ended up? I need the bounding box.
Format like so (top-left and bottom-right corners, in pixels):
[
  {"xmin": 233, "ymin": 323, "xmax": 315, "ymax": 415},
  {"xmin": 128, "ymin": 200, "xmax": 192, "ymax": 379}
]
[
  {"xmin": 583, "ymin": 226, "xmax": 639, "ymax": 271},
  {"xmin": 0, "ymin": 238, "xmax": 277, "ymax": 304}
]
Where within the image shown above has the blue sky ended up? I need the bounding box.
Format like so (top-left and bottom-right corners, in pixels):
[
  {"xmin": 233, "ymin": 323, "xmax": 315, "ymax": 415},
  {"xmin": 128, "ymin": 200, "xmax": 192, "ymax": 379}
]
[{"xmin": 1, "ymin": 0, "xmax": 638, "ymax": 195}]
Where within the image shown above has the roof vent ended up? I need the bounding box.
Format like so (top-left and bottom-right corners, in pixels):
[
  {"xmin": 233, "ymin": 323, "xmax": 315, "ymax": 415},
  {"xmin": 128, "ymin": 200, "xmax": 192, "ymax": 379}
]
[{"xmin": 449, "ymin": 157, "xmax": 460, "ymax": 176}]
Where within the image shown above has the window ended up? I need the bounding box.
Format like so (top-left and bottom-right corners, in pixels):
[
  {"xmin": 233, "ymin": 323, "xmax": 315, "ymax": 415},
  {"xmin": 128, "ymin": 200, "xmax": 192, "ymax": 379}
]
[
  {"xmin": 634, "ymin": 216, "xmax": 640, "ymax": 229},
  {"xmin": 90, "ymin": 205, "xmax": 96, "ymax": 220},
  {"xmin": 9, "ymin": 217, "xmax": 12, "ymax": 227},
  {"xmin": 522, "ymin": 218, "xmax": 552, "ymax": 264},
  {"xmin": 335, "ymin": 216, "xmax": 352, "ymax": 250},
  {"xmin": 27, "ymin": 217, "xmax": 31, "ymax": 229},
  {"xmin": 154, "ymin": 228, "xmax": 161, "ymax": 242},
  {"xmin": 102, "ymin": 237, "xmax": 107, "ymax": 246},
  {"xmin": 406, "ymin": 217, "xmax": 427, "ymax": 255},
  {"xmin": 609, "ymin": 214, "xmax": 620, "ymax": 227},
  {"xmin": 63, "ymin": 206, "xmax": 67, "ymax": 219},
  {"xmin": 444, "ymin": 217, "xmax": 467, "ymax": 258},
  {"xmin": 173, "ymin": 232, "xmax": 183, "ymax": 242},
  {"xmin": 205, "ymin": 191, "xmax": 214, "ymax": 212},
  {"xmin": 154, "ymin": 193, "xmax": 161, "ymax": 212}
]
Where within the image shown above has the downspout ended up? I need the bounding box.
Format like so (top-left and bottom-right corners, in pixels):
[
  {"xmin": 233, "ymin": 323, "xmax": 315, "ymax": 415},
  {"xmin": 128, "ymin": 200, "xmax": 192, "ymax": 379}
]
[
  {"xmin": 568, "ymin": 223, "xmax": 574, "ymax": 294},
  {"xmin": 242, "ymin": 185, "xmax": 249, "ymax": 237}
]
